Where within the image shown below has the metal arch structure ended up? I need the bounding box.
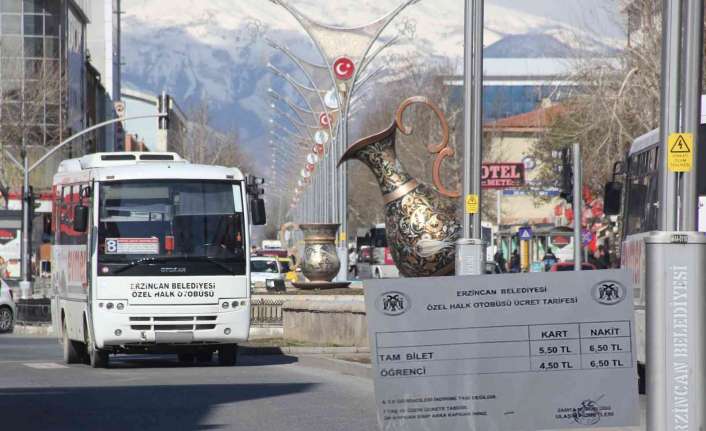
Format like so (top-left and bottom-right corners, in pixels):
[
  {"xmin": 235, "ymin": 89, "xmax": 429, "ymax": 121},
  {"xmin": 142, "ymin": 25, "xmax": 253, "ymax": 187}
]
[
  {"xmin": 269, "ymin": 0, "xmax": 422, "ymax": 280},
  {"xmin": 265, "ymin": 29, "xmax": 406, "ymax": 226},
  {"xmin": 266, "ymin": 58, "xmax": 337, "ymax": 223}
]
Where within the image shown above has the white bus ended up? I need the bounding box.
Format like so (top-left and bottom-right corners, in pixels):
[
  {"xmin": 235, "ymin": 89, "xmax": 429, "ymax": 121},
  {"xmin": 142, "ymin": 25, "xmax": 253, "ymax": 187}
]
[
  {"xmin": 604, "ymin": 108, "xmax": 706, "ymax": 391},
  {"xmin": 52, "ymin": 152, "xmax": 265, "ymax": 368}
]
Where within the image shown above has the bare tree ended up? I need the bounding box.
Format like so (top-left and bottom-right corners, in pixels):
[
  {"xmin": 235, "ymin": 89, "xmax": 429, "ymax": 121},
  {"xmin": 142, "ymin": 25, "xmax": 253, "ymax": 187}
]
[
  {"xmin": 0, "ymin": 59, "xmax": 68, "ymax": 192},
  {"xmin": 531, "ymin": 0, "xmax": 664, "ymax": 194}
]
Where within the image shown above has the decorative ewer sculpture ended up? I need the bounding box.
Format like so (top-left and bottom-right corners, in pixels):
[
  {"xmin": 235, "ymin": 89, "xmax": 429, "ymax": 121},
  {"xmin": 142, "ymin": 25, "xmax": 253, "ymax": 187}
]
[
  {"xmin": 293, "ymin": 223, "xmax": 350, "ymax": 289},
  {"xmin": 339, "ymin": 96, "xmax": 461, "ymax": 277}
]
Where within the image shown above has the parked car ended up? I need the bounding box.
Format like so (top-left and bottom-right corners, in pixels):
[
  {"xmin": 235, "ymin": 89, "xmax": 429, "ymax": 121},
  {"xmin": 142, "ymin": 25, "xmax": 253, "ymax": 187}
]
[
  {"xmin": 250, "ymin": 256, "xmax": 285, "ymax": 288},
  {"xmin": 0, "ymin": 279, "xmax": 15, "ymax": 333},
  {"xmin": 549, "ymin": 262, "xmax": 597, "ymax": 271}
]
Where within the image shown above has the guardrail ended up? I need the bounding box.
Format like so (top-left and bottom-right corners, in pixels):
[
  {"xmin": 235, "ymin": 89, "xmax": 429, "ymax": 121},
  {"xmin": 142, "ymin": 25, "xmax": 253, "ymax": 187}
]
[
  {"xmin": 250, "ymin": 298, "xmax": 285, "ymax": 327},
  {"xmin": 15, "ymin": 298, "xmax": 52, "ymax": 325}
]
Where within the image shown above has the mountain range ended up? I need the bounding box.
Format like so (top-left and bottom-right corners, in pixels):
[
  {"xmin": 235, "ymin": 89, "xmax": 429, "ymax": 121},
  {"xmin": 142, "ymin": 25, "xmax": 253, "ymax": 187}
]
[{"xmin": 121, "ymin": 0, "xmax": 623, "ymax": 169}]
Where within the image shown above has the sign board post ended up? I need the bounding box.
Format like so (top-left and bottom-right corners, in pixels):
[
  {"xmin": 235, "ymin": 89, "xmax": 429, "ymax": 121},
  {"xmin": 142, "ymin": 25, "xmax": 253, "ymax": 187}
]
[
  {"xmin": 645, "ymin": 232, "xmax": 706, "ymax": 431},
  {"xmin": 365, "ymin": 270, "xmax": 639, "ymax": 430}
]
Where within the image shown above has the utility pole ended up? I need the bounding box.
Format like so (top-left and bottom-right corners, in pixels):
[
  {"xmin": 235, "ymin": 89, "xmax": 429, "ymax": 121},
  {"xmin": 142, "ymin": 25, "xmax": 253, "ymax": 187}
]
[
  {"xmin": 645, "ymin": 1, "xmax": 706, "ymax": 431},
  {"xmin": 572, "ymin": 143, "xmax": 582, "ymax": 271},
  {"xmin": 457, "ymin": 0, "xmax": 485, "ymax": 275}
]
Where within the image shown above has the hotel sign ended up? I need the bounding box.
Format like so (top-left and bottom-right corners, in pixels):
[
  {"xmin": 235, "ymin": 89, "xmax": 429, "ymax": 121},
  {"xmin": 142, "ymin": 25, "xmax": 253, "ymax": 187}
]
[{"xmin": 481, "ymin": 163, "xmax": 525, "ymax": 189}]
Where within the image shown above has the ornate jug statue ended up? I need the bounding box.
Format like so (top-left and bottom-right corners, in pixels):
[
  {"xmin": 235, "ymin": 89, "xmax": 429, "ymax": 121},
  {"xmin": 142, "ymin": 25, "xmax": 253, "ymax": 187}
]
[
  {"xmin": 298, "ymin": 223, "xmax": 341, "ymax": 283},
  {"xmin": 339, "ymin": 96, "xmax": 461, "ymax": 277}
]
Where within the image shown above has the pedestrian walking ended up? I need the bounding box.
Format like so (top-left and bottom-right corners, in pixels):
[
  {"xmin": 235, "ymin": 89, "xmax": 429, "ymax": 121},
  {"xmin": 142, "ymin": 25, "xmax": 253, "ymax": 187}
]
[
  {"xmin": 509, "ymin": 250, "xmax": 520, "ymax": 273},
  {"xmin": 493, "ymin": 250, "xmax": 507, "ymax": 273}
]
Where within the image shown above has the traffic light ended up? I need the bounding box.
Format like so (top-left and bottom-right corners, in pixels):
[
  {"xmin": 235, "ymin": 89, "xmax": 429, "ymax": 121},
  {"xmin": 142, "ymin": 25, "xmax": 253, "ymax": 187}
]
[
  {"xmin": 158, "ymin": 93, "xmax": 171, "ymax": 130},
  {"xmin": 246, "ymin": 176, "xmax": 265, "ymax": 197},
  {"xmin": 558, "ymin": 147, "xmax": 573, "ymax": 204}
]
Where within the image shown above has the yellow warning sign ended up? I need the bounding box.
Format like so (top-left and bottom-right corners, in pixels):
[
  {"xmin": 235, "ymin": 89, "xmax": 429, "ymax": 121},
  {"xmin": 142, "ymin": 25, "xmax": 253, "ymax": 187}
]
[
  {"xmin": 339, "ymin": 232, "xmax": 346, "ymax": 242},
  {"xmin": 465, "ymin": 194, "xmax": 479, "ymax": 214},
  {"xmin": 668, "ymin": 133, "xmax": 693, "ymax": 172}
]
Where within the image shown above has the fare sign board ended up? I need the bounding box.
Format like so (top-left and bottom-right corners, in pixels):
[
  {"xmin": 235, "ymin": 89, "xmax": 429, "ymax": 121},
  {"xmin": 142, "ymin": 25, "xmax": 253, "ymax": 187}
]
[
  {"xmin": 364, "ymin": 270, "xmax": 638, "ymax": 431},
  {"xmin": 481, "ymin": 163, "xmax": 525, "ymax": 188}
]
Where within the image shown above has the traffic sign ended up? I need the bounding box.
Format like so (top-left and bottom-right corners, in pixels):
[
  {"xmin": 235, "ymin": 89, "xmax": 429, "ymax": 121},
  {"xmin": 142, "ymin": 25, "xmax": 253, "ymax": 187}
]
[
  {"xmin": 518, "ymin": 226, "xmax": 532, "ymax": 241},
  {"xmin": 333, "ymin": 56, "xmax": 355, "ymax": 80},
  {"xmin": 582, "ymin": 229, "xmax": 593, "ymax": 246},
  {"xmin": 465, "ymin": 194, "xmax": 478, "ymax": 214},
  {"xmin": 668, "ymin": 132, "xmax": 693, "ymax": 172}
]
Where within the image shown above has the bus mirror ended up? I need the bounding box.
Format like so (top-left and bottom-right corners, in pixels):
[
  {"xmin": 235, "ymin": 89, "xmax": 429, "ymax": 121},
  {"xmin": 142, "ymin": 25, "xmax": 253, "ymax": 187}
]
[
  {"xmin": 251, "ymin": 198, "xmax": 266, "ymax": 225},
  {"xmin": 73, "ymin": 205, "xmax": 89, "ymax": 232},
  {"xmin": 603, "ymin": 181, "xmax": 623, "ymax": 215}
]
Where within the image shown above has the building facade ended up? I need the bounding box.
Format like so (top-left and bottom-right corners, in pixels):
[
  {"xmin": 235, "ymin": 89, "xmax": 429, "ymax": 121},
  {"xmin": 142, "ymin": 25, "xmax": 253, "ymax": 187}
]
[{"xmin": 0, "ymin": 0, "xmax": 120, "ymax": 191}]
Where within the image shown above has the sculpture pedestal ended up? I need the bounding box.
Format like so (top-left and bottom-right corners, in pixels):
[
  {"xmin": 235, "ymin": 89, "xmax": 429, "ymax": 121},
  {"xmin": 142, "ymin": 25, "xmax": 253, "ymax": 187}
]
[{"xmin": 292, "ymin": 281, "xmax": 351, "ymax": 290}]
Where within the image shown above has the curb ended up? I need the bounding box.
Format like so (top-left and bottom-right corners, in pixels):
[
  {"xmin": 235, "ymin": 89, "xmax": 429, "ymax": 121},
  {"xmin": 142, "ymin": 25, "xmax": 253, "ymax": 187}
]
[
  {"xmin": 294, "ymin": 355, "xmax": 372, "ymax": 380},
  {"xmin": 240, "ymin": 345, "xmax": 369, "ymax": 355},
  {"xmin": 13, "ymin": 324, "xmax": 54, "ymax": 337}
]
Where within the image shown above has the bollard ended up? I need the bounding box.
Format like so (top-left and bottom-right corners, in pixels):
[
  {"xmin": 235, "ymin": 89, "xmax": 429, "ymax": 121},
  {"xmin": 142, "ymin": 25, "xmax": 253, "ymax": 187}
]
[
  {"xmin": 455, "ymin": 238, "xmax": 486, "ymax": 275},
  {"xmin": 19, "ymin": 280, "xmax": 31, "ymax": 300},
  {"xmin": 645, "ymin": 232, "xmax": 706, "ymax": 431}
]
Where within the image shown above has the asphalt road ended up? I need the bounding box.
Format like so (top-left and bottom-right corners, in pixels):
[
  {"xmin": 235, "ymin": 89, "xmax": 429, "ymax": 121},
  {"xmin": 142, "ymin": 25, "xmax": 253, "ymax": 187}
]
[
  {"xmin": 0, "ymin": 336, "xmax": 646, "ymax": 431},
  {"xmin": 0, "ymin": 336, "xmax": 376, "ymax": 431}
]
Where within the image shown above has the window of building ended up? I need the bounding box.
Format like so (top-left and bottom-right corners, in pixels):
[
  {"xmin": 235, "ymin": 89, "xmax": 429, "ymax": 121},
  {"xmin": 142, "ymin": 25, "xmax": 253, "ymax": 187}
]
[
  {"xmin": 22, "ymin": 0, "xmax": 44, "ymax": 14},
  {"xmin": 0, "ymin": 34, "xmax": 21, "ymax": 55},
  {"xmin": 1, "ymin": 14, "xmax": 21, "ymax": 34},
  {"xmin": 1, "ymin": 0, "xmax": 21, "ymax": 13},
  {"xmin": 23, "ymin": 35, "xmax": 42, "ymax": 57},
  {"xmin": 22, "ymin": 13, "xmax": 41, "ymax": 35}
]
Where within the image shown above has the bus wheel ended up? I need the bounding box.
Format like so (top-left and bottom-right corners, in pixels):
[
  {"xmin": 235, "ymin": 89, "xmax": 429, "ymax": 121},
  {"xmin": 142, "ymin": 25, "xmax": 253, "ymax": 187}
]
[
  {"xmin": 85, "ymin": 325, "xmax": 109, "ymax": 368},
  {"xmin": 177, "ymin": 353, "xmax": 195, "ymax": 363},
  {"xmin": 62, "ymin": 321, "xmax": 84, "ymax": 364},
  {"xmin": 218, "ymin": 344, "xmax": 237, "ymax": 366}
]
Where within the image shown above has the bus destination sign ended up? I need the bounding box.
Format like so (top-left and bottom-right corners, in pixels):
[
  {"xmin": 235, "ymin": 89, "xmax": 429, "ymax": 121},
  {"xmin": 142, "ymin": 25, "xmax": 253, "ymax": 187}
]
[{"xmin": 364, "ymin": 270, "xmax": 639, "ymax": 431}]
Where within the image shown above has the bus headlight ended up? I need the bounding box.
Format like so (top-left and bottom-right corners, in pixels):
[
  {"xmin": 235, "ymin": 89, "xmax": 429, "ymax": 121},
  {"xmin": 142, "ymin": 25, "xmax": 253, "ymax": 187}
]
[
  {"xmin": 231, "ymin": 301, "xmax": 238, "ymax": 308},
  {"xmin": 222, "ymin": 301, "xmax": 230, "ymax": 309},
  {"xmin": 116, "ymin": 303, "xmax": 125, "ymax": 311},
  {"xmin": 106, "ymin": 302, "xmax": 114, "ymax": 310}
]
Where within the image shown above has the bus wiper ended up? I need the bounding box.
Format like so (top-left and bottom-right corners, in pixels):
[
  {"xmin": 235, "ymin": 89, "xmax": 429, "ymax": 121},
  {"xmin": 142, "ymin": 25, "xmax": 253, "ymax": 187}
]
[{"xmin": 112, "ymin": 256, "xmax": 179, "ymax": 274}]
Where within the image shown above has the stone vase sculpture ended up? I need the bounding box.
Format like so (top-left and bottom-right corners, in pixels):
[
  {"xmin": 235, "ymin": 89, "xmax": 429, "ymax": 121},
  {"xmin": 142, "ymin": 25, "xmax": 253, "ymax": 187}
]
[
  {"xmin": 339, "ymin": 96, "xmax": 461, "ymax": 277},
  {"xmin": 299, "ymin": 223, "xmax": 341, "ymax": 283}
]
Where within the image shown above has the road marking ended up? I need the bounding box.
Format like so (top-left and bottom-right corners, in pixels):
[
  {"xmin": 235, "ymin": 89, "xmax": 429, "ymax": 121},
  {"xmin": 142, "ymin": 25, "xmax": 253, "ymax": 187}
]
[{"xmin": 23, "ymin": 362, "xmax": 68, "ymax": 369}]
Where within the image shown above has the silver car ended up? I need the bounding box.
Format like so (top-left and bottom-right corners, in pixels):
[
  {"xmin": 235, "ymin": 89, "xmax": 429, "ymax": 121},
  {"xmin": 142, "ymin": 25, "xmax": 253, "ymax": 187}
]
[{"xmin": 0, "ymin": 280, "xmax": 15, "ymax": 333}]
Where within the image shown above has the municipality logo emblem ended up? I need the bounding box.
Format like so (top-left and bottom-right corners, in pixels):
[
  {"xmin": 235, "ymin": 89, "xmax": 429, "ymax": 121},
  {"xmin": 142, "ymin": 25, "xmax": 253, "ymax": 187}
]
[
  {"xmin": 377, "ymin": 291, "xmax": 409, "ymax": 316},
  {"xmin": 591, "ymin": 280, "xmax": 626, "ymax": 305}
]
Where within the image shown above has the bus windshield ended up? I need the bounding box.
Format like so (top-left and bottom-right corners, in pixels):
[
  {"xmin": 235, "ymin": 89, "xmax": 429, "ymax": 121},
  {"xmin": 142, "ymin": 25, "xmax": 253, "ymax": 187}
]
[{"xmin": 98, "ymin": 180, "xmax": 246, "ymax": 276}]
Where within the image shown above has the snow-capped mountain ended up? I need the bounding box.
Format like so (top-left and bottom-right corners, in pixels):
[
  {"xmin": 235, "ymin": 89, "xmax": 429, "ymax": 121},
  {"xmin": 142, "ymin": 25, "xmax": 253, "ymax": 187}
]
[{"xmin": 121, "ymin": 0, "xmax": 622, "ymax": 167}]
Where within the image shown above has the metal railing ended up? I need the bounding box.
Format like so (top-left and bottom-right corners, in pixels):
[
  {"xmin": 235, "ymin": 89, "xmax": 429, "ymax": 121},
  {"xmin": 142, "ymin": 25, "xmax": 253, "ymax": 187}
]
[
  {"xmin": 15, "ymin": 298, "xmax": 52, "ymax": 325},
  {"xmin": 250, "ymin": 298, "xmax": 285, "ymax": 327}
]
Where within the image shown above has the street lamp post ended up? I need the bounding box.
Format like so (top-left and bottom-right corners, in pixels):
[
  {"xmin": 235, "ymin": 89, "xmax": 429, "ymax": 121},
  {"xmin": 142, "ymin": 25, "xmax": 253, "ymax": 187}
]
[{"xmin": 17, "ymin": 113, "xmax": 166, "ymax": 298}]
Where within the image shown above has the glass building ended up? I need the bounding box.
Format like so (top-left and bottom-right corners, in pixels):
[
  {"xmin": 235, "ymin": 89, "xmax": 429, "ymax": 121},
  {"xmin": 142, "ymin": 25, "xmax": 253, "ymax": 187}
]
[{"xmin": 0, "ymin": 0, "xmax": 90, "ymax": 188}]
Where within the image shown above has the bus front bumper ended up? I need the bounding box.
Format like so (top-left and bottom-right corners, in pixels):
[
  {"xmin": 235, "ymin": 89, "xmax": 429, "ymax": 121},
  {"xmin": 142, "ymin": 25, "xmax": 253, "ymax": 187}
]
[{"xmin": 92, "ymin": 301, "xmax": 250, "ymax": 349}]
